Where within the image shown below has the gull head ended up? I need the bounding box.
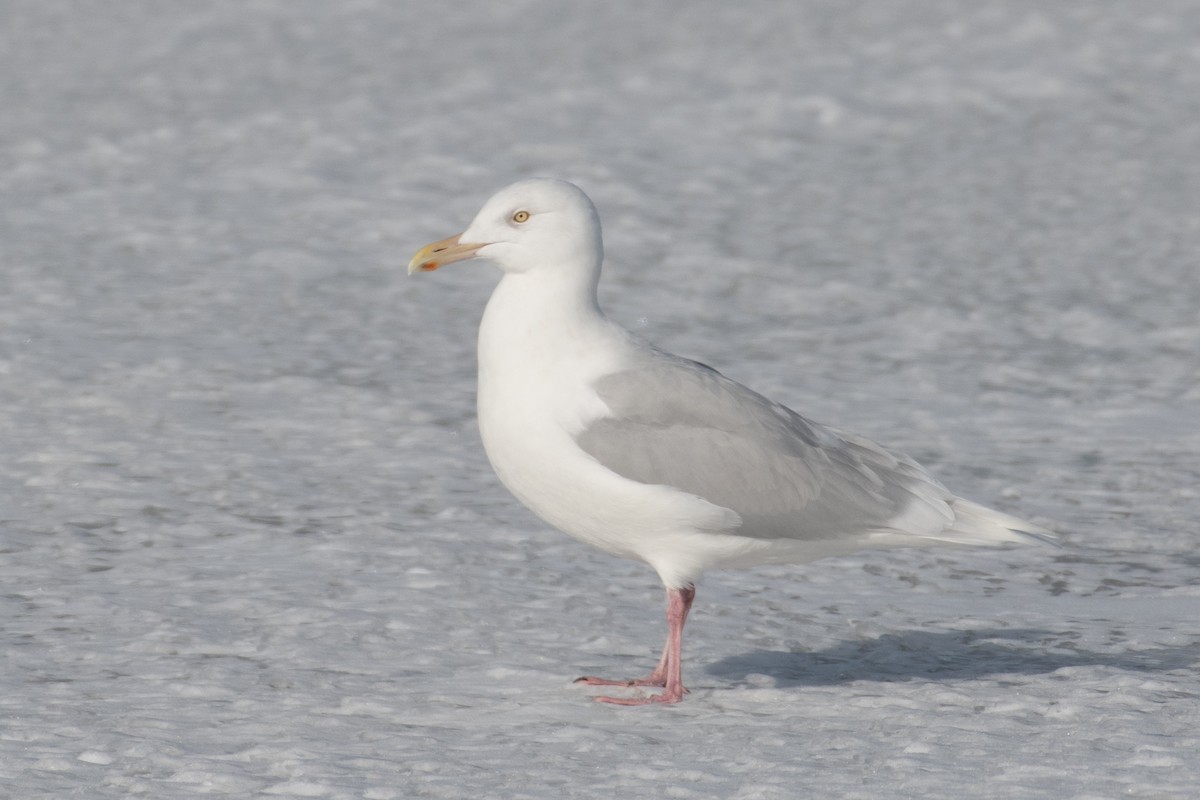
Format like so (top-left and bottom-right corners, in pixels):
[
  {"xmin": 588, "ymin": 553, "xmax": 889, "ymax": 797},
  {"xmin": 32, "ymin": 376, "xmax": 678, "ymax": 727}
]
[{"xmin": 408, "ymin": 178, "xmax": 603, "ymax": 277}]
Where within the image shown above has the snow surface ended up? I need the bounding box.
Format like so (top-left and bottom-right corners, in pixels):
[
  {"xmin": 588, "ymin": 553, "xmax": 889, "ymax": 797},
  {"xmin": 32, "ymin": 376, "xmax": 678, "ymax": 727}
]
[{"xmin": 2, "ymin": 1, "xmax": 1199, "ymax": 797}]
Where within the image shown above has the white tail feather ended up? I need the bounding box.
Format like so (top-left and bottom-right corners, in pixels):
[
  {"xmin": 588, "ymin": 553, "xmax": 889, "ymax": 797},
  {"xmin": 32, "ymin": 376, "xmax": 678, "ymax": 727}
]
[{"xmin": 935, "ymin": 497, "xmax": 1058, "ymax": 547}]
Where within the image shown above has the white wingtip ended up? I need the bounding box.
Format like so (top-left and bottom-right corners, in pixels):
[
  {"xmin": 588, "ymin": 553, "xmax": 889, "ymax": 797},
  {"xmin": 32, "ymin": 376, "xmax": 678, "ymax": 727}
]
[{"xmin": 940, "ymin": 498, "xmax": 1060, "ymax": 548}]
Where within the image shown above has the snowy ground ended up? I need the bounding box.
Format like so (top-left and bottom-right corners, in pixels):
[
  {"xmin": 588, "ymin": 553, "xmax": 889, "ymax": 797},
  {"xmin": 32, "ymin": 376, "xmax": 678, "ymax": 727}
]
[{"xmin": 3, "ymin": 2, "xmax": 1199, "ymax": 797}]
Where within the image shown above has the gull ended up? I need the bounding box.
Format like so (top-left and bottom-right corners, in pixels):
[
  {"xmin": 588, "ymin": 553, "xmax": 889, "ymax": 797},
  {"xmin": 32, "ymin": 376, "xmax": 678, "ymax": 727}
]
[{"xmin": 408, "ymin": 178, "xmax": 1054, "ymax": 705}]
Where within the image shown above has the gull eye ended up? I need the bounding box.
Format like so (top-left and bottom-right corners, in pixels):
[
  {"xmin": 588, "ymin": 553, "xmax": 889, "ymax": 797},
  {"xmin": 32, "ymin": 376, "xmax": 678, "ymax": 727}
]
[{"xmin": 511, "ymin": 210, "xmax": 530, "ymax": 223}]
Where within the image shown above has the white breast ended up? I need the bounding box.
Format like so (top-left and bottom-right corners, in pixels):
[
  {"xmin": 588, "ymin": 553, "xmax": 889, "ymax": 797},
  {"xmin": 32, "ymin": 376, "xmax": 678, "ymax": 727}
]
[{"xmin": 474, "ymin": 275, "xmax": 742, "ymax": 582}]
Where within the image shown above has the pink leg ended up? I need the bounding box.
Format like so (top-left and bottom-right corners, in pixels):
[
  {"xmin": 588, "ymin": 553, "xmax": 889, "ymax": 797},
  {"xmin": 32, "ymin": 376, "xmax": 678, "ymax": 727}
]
[{"xmin": 575, "ymin": 585, "xmax": 695, "ymax": 706}]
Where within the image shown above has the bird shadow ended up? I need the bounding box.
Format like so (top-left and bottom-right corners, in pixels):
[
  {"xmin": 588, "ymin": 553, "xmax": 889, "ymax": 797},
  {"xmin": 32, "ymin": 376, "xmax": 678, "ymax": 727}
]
[{"xmin": 704, "ymin": 628, "xmax": 1200, "ymax": 687}]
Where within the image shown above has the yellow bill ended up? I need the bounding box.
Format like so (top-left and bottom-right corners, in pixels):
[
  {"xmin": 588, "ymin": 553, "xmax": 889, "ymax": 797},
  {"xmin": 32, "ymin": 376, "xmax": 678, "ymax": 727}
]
[{"xmin": 407, "ymin": 234, "xmax": 486, "ymax": 275}]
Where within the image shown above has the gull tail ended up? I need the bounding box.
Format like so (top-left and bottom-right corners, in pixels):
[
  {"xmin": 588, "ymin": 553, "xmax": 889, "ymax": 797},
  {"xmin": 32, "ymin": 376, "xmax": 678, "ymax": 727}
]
[{"xmin": 937, "ymin": 497, "xmax": 1059, "ymax": 547}]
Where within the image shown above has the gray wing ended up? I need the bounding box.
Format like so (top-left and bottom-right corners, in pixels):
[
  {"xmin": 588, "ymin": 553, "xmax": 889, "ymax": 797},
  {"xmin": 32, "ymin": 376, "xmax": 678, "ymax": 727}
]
[{"xmin": 575, "ymin": 354, "xmax": 954, "ymax": 541}]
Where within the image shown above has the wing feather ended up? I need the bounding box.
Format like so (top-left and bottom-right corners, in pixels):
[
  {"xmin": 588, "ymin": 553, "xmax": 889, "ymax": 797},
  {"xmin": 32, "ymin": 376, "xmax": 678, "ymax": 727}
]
[{"xmin": 575, "ymin": 355, "xmax": 955, "ymax": 541}]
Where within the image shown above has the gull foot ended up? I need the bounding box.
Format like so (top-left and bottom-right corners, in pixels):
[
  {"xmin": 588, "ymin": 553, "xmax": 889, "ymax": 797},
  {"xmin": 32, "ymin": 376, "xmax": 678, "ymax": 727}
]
[
  {"xmin": 592, "ymin": 688, "xmax": 686, "ymax": 706},
  {"xmin": 574, "ymin": 675, "xmax": 665, "ymax": 688}
]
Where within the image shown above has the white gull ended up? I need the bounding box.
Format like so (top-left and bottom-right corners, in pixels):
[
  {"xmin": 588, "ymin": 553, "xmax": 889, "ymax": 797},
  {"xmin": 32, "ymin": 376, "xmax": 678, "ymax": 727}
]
[{"xmin": 408, "ymin": 178, "xmax": 1055, "ymax": 706}]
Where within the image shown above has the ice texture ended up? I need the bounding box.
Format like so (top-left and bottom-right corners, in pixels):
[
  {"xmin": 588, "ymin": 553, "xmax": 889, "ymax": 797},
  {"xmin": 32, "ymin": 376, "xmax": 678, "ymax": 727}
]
[{"xmin": 2, "ymin": 2, "xmax": 1198, "ymax": 797}]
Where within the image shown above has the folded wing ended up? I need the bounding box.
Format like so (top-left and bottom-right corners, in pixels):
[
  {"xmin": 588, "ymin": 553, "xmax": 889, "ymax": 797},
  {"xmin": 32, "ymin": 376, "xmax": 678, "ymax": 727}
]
[{"xmin": 576, "ymin": 353, "xmax": 1047, "ymax": 546}]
